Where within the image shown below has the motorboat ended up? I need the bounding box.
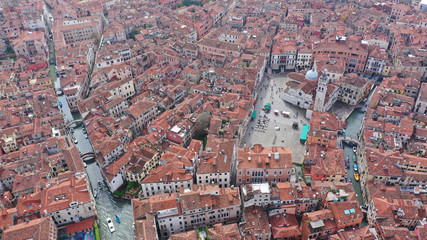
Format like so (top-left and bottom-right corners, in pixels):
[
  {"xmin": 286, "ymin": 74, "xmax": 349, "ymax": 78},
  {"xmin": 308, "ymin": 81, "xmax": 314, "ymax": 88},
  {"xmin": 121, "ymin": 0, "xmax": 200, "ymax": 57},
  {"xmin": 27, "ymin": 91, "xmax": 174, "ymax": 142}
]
[
  {"xmin": 353, "ymin": 147, "xmax": 357, "ymax": 153},
  {"xmin": 59, "ymin": 101, "xmax": 63, "ymax": 108},
  {"xmin": 353, "ymin": 164, "xmax": 358, "ymax": 172},
  {"xmin": 107, "ymin": 218, "xmax": 115, "ymax": 233},
  {"xmin": 353, "ymin": 156, "xmax": 357, "ymax": 162},
  {"xmin": 354, "ymin": 173, "xmax": 360, "ymax": 181},
  {"xmin": 115, "ymin": 215, "xmax": 121, "ymax": 223},
  {"xmin": 84, "ymin": 134, "xmax": 88, "ymax": 139},
  {"xmin": 83, "ymin": 162, "xmax": 87, "ymax": 168},
  {"xmin": 345, "ymin": 157, "xmax": 349, "ymax": 168},
  {"xmin": 70, "ymin": 127, "xmax": 74, "ymax": 133},
  {"xmin": 73, "ymin": 139, "xmax": 78, "ymax": 144}
]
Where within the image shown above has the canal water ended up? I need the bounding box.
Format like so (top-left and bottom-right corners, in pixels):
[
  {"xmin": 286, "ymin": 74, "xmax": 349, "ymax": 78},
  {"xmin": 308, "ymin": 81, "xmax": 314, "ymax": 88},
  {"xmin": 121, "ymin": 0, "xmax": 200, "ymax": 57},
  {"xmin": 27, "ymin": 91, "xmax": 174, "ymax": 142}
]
[
  {"xmin": 343, "ymin": 108, "xmax": 365, "ymax": 206},
  {"xmin": 49, "ymin": 46, "xmax": 134, "ymax": 239}
]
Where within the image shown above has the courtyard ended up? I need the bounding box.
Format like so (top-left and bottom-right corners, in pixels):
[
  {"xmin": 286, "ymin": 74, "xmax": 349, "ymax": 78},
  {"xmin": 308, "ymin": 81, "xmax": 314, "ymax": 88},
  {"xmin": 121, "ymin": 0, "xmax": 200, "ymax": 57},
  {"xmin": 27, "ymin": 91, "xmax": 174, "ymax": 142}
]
[{"xmin": 241, "ymin": 73, "xmax": 310, "ymax": 163}]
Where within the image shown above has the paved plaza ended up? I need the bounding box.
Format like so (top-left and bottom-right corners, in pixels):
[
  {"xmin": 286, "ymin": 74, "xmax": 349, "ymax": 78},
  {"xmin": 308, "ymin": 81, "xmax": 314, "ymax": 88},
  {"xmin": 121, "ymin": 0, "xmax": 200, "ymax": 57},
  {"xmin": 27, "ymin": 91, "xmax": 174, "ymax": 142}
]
[{"xmin": 242, "ymin": 73, "xmax": 310, "ymax": 163}]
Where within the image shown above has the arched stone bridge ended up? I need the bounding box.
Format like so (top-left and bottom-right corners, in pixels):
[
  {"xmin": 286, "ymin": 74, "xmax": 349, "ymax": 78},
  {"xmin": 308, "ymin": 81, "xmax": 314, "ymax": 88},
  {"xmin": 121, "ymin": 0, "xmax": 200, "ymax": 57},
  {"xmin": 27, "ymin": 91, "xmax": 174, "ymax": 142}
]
[
  {"xmin": 66, "ymin": 119, "xmax": 83, "ymax": 128},
  {"xmin": 81, "ymin": 152, "xmax": 95, "ymax": 161},
  {"xmin": 337, "ymin": 136, "xmax": 361, "ymax": 146}
]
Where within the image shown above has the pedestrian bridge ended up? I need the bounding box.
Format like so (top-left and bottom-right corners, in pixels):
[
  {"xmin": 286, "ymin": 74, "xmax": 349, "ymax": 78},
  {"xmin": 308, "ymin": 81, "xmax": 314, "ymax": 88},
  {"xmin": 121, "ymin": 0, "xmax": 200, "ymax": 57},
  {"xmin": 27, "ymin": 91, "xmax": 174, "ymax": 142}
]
[
  {"xmin": 337, "ymin": 136, "xmax": 361, "ymax": 146},
  {"xmin": 81, "ymin": 152, "xmax": 95, "ymax": 161},
  {"xmin": 66, "ymin": 119, "xmax": 83, "ymax": 128}
]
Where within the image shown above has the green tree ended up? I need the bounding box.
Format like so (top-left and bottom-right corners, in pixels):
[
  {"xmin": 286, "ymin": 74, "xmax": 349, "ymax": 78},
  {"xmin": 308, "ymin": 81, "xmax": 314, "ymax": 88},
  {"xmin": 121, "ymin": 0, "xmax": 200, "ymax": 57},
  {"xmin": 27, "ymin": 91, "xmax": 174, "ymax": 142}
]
[
  {"xmin": 194, "ymin": 112, "xmax": 210, "ymax": 140},
  {"xmin": 129, "ymin": 28, "xmax": 140, "ymax": 40}
]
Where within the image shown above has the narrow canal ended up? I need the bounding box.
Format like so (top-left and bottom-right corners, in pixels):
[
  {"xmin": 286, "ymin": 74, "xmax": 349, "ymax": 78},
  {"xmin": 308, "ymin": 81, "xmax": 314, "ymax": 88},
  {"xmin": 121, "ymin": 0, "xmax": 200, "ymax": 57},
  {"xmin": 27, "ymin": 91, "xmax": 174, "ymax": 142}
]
[
  {"xmin": 343, "ymin": 108, "xmax": 365, "ymax": 206},
  {"xmin": 49, "ymin": 44, "xmax": 134, "ymax": 239}
]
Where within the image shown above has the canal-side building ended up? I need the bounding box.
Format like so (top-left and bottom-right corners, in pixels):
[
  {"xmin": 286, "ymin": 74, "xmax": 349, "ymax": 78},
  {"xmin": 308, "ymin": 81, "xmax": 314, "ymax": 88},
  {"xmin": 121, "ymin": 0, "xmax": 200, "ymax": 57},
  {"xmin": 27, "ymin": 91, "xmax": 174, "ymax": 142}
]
[
  {"xmin": 53, "ymin": 16, "xmax": 104, "ymax": 46},
  {"xmin": 364, "ymin": 147, "xmax": 403, "ymax": 185},
  {"xmin": 132, "ymin": 185, "xmax": 241, "ymax": 238},
  {"xmin": 94, "ymin": 137, "xmax": 125, "ymax": 167},
  {"xmin": 40, "ymin": 173, "xmax": 95, "ymax": 226},
  {"xmin": 3, "ymin": 216, "xmax": 57, "ymax": 240},
  {"xmin": 12, "ymin": 30, "xmax": 48, "ymax": 58},
  {"xmin": 310, "ymin": 148, "xmax": 346, "ymax": 182},
  {"xmin": 336, "ymin": 73, "xmax": 371, "ymax": 105},
  {"xmin": 102, "ymin": 153, "xmax": 130, "ymax": 192}
]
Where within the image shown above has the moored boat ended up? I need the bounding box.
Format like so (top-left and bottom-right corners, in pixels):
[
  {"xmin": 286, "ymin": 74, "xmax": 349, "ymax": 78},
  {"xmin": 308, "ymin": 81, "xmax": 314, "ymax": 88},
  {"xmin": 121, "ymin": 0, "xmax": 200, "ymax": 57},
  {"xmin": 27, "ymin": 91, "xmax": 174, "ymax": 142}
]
[
  {"xmin": 354, "ymin": 173, "xmax": 360, "ymax": 181},
  {"xmin": 107, "ymin": 218, "xmax": 115, "ymax": 233}
]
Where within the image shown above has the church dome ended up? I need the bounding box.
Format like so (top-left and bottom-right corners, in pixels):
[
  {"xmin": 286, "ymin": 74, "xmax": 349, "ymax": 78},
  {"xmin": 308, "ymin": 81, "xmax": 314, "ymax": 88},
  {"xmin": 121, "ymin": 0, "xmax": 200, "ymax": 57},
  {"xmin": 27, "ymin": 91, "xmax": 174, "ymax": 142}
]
[{"xmin": 305, "ymin": 69, "xmax": 318, "ymax": 81}]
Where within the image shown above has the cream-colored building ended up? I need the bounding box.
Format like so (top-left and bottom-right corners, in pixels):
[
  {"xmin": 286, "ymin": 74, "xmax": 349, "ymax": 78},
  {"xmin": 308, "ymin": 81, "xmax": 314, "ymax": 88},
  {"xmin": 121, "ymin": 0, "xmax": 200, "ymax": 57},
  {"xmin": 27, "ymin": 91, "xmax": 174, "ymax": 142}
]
[
  {"xmin": 105, "ymin": 78, "xmax": 136, "ymax": 99},
  {"xmin": 338, "ymin": 74, "xmax": 370, "ymax": 105},
  {"xmin": 1, "ymin": 134, "xmax": 18, "ymax": 153},
  {"xmin": 54, "ymin": 16, "xmax": 103, "ymax": 45}
]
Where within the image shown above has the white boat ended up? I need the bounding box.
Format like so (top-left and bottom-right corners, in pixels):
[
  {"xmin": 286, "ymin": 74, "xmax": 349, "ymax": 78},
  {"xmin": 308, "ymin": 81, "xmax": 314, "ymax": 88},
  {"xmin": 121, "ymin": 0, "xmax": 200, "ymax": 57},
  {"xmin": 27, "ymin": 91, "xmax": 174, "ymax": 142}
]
[
  {"xmin": 353, "ymin": 147, "xmax": 357, "ymax": 153},
  {"xmin": 74, "ymin": 139, "xmax": 78, "ymax": 144},
  {"xmin": 107, "ymin": 218, "xmax": 115, "ymax": 233},
  {"xmin": 83, "ymin": 162, "xmax": 87, "ymax": 168}
]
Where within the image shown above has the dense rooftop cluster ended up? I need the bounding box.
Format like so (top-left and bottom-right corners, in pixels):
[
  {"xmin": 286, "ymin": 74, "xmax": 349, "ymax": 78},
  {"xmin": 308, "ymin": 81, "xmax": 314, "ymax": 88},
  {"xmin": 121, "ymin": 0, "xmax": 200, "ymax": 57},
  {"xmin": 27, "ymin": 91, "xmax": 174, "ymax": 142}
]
[{"xmin": 0, "ymin": 0, "xmax": 426, "ymax": 239}]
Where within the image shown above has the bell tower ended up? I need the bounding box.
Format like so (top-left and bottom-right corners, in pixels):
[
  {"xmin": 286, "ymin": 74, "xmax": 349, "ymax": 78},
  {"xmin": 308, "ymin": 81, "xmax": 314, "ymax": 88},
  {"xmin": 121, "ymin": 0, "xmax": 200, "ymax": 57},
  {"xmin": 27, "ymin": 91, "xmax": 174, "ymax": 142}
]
[{"xmin": 313, "ymin": 68, "xmax": 329, "ymax": 112}]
